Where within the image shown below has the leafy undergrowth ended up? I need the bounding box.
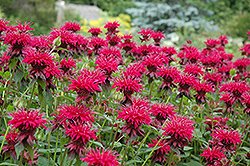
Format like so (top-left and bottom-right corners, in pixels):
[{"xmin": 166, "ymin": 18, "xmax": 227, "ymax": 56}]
[{"xmin": 0, "ymin": 19, "xmax": 250, "ymax": 166}]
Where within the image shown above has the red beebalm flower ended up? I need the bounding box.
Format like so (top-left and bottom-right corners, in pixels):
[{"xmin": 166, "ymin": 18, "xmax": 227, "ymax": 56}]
[
  {"xmin": 30, "ymin": 35, "xmax": 52, "ymax": 52},
  {"xmin": 56, "ymin": 104, "xmax": 95, "ymax": 126},
  {"xmin": 183, "ymin": 64, "xmax": 204, "ymax": 77},
  {"xmin": 218, "ymin": 62, "xmax": 235, "ymax": 79},
  {"xmin": 148, "ymin": 138, "xmax": 171, "ymax": 165},
  {"xmin": 23, "ymin": 48, "xmax": 55, "ymax": 81},
  {"xmin": 150, "ymin": 102, "xmax": 176, "ymax": 125},
  {"xmin": 234, "ymin": 57, "xmax": 250, "ymax": 73},
  {"xmin": 204, "ymin": 116, "xmax": 229, "ymax": 131},
  {"xmin": 178, "ymin": 46, "xmax": 201, "ymax": 64},
  {"xmin": 204, "ymin": 38, "xmax": 220, "ymax": 50},
  {"xmin": 117, "ymin": 102, "xmax": 151, "ymax": 139},
  {"xmin": 106, "ymin": 34, "xmax": 121, "ymax": 46},
  {"xmin": 8, "ymin": 109, "xmax": 47, "ymax": 147},
  {"xmin": 134, "ymin": 44, "xmax": 156, "ymax": 59},
  {"xmin": 219, "ymin": 81, "xmax": 250, "ymax": 103},
  {"xmin": 174, "ymin": 74, "xmax": 197, "ymax": 99},
  {"xmin": 203, "ymin": 72, "xmax": 223, "ymax": 87},
  {"xmin": 219, "ymin": 35, "xmax": 228, "ymax": 46},
  {"xmin": 0, "ymin": 51, "xmax": 11, "ymax": 71},
  {"xmin": 219, "ymin": 93, "xmax": 234, "ymax": 114},
  {"xmin": 192, "ymin": 81, "xmax": 214, "ymax": 105},
  {"xmin": 44, "ymin": 64, "xmax": 61, "ymax": 90},
  {"xmin": 88, "ymin": 37, "xmax": 107, "ymax": 55},
  {"xmin": 201, "ymin": 53, "xmax": 222, "ymax": 68},
  {"xmin": 122, "ymin": 61, "xmax": 146, "ymax": 79},
  {"xmin": 210, "ymin": 128, "xmax": 241, "ymax": 152},
  {"xmin": 65, "ymin": 123, "xmax": 98, "ymax": 158},
  {"xmin": 121, "ymin": 34, "xmax": 136, "ymax": 54},
  {"xmin": 151, "ymin": 31, "xmax": 165, "ymax": 46},
  {"xmin": 138, "ymin": 28, "xmax": 153, "ymax": 42},
  {"xmin": 200, "ymin": 146, "xmax": 225, "ymax": 166},
  {"xmin": 163, "ymin": 115, "xmax": 194, "ymax": 150},
  {"xmin": 68, "ymin": 69, "xmax": 104, "ymax": 103},
  {"xmin": 88, "ymin": 27, "xmax": 103, "ymax": 36},
  {"xmin": 112, "ymin": 76, "xmax": 143, "ymax": 105},
  {"xmin": 59, "ymin": 57, "xmax": 76, "ymax": 72},
  {"xmin": 161, "ymin": 46, "xmax": 177, "ymax": 63},
  {"xmin": 81, "ymin": 148, "xmax": 121, "ymax": 166},
  {"xmin": 95, "ymin": 55, "xmax": 118, "ymax": 76},
  {"xmin": 143, "ymin": 53, "xmax": 164, "ymax": 83},
  {"xmin": 99, "ymin": 46, "xmax": 122, "ymax": 62},
  {"xmin": 158, "ymin": 66, "xmax": 180, "ymax": 92},
  {"xmin": 239, "ymin": 43, "xmax": 250, "ymax": 57},
  {"xmin": 1, "ymin": 129, "xmax": 19, "ymax": 160},
  {"xmin": 61, "ymin": 21, "xmax": 81, "ymax": 32},
  {"xmin": 15, "ymin": 21, "xmax": 34, "ymax": 32},
  {"xmin": 0, "ymin": 18, "xmax": 10, "ymax": 36},
  {"xmin": 242, "ymin": 93, "xmax": 250, "ymax": 115},
  {"xmin": 104, "ymin": 21, "xmax": 120, "ymax": 35}
]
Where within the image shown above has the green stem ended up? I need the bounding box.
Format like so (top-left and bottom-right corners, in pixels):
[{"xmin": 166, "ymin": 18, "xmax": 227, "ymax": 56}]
[
  {"xmin": 231, "ymin": 112, "xmax": 236, "ymax": 127},
  {"xmin": 148, "ymin": 79, "xmax": 155, "ymax": 100},
  {"xmin": 60, "ymin": 149, "xmax": 68, "ymax": 166},
  {"xmin": 166, "ymin": 151, "xmax": 174, "ymax": 166},
  {"xmin": 53, "ymin": 130, "xmax": 60, "ymax": 166},
  {"xmin": 132, "ymin": 128, "xmax": 152, "ymax": 160},
  {"xmin": 68, "ymin": 159, "xmax": 74, "ymax": 166},
  {"xmin": 179, "ymin": 96, "xmax": 183, "ymax": 114},
  {"xmin": 121, "ymin": 142, "xmax": 130, "ymax": 166},
  {"xmin": 0, "ymin": 126, "xmax": 10, "ymax": 154},
  {"xmin": 18, "ymin": 150, "xmax": 25, "ymax": 166},
  {"xmin": 0, "ymin": 63, "xmax": 17, "ymax": 127},
  {"xmin": 27, "ymin": 81, "xmax": 36, "ymax": 110},
  {"xmin": 234, "ymin": 156, "xmax": 245, "ymax": 165},
  {"xmin": 47, "ymin": 131, "xmax": 51, "ymax": 160},
  {"xmin": 89, "ymin": 119, "xmax": 107, "ymax": 148},
  {"xmin": 142, "ymin": 135, "xmax": 164, "ymax": 166},
  {"xmin": 110, "ymin": 124, "xmax": 120, "ymax": 149}
]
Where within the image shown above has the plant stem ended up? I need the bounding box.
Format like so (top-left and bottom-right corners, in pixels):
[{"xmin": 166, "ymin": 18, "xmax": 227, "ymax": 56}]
[
  {"xmin": 142, "ymin": 135, "xmax": 164, "ymax": 166},
  {"xmin": 68, "ymin": 159, "xmax": 74, "ymax": 166},
  {"xmin": 0, "ymin": 63, "xmax": 17, "ymax": 127},
  {"xmin": 0, "ymin": 126, "xmax": 10, "ymax": 154},
  {"xmin": 18, "ymin": 150, "xmax": 24, "ymax": 166},
  {"xmin": 121, "ymin": 142, "xmax": 130, "ymax": 166},
  {"xmin": 53, "ymin": 130, "xmax": 60, "ymax": 166},
  {"xmin": 27, "ymin": 81, "xmax": 36, "ymax": 110},
  {"xmin": 166, "ymin": 151, "xmax": 174, "ymax": 166},
  {"xmin": 179, "ymin": 96, "xmax": 183, "ymax": 114},
  {"xmin": 47, "ymin": 131, "xmax": 51, "ymax": 160},
  {"xmin": 231, "ymin": 111, "xmax": 236, "ymax": 127},
  {"xmin": 111, "ymin": 124, "xmax": 120, "ymax": 149},
  {"xmin": 148, "ymin": 79, "xmax": 155, "ymax": 100},
  {"xmin": 132, "ymin": 128, "xmax": 152, "ymax": 160},
  {"xmin": 60, "ymin": 149, "xmax": 68, "ymax": 166}
]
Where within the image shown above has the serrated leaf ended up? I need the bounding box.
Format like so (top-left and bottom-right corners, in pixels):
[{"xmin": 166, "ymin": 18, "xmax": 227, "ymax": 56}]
[
  {"xmin": 92, "ymin": 141, "xmax": 104, "ymax": 148},
  {"xmin": 13, "ymin": 69, "xmax": 24, "ymax": 83},
  {"xmin": 125, "ymin": 160, "xmax": 142, "ymax": 165},
  {"xmin": 0, "ymin": 163, "xmax": 18, "ymax": 166},
  {"xmin": 15, "ymin": 142, "xmax": 24, "ymax": 160}
]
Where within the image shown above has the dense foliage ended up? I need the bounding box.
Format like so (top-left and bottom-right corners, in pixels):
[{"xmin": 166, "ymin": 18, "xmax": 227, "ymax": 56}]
[{"xmin": 0, "ymin": 19, "xmax": 250, "ymax": 166}]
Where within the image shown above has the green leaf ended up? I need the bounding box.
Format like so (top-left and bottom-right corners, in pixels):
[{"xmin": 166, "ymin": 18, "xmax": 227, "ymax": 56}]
[
  {"xmin": 230, "ymin": 69, "xmax": 236, "ymax": 76},
  {"xmin": 15, "ymin": 142, "xmax": 24, "ymax": 160},
  {"xmin": 184, "ymin": 146, "xmax": 193, "ymax": 151},
  {"xmin": 0, "ymin": 163, "xmax": 18, "ymax": 166},
  {"xmin": 53, "ymin": 36, "xmax": 61, "ymax": 47},
  {"xmin": 9, "ymin": 58, "xmax": 18, "ymax": 71},
  {"xmin": 55, "ymin": 47, "xmax": 68, "ymax": 51},
  {"xmin": 185, "ymin": 160, "xmax": 203, "ymax": 166},
  {"xmin": 13, "ymin": 69, "xmax": 24, "ymax": 83},
  {"xmin": 125, "ymin": 160, "xmax": 142, "ymax": 165},
  {"xmin": 43, "ymin": 89, "xmax": 53, "ymax": 107},
  {"xmin": 37, "ymin": 79, "xmax": 46, "ymax": 90},
  {"xmin": 26, "ymin": 145, "xmax": 34, "ymax": 161},
  {"xmin": 3, "ymin": 71, "xmax": 11, "ymax": 79},
  {"xmin": 92, "ymin": 141, "xmax": 104, "ymax": 148},
  {"xmin": 37, "ymin": 156, "xmax": 53, "ymax": 166}
]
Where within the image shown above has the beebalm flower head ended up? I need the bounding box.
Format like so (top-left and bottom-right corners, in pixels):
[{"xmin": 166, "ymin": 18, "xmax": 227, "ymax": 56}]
[
  {"xmin": 239, "ymin": 43, "xmax": 250, "ymax": 57},
  {"xmin": 106, "ymin": 35, "xmax": 121, "ymax": 46},
  {"xmin": 234, "ymin": 57, "xmax": 250, "ymax": 73},
  {"xmin": 161, "ymin": 46, "xmax": 177, "ymax": 56},
  {"xmin": 148, "ymin": 138, "xmax": 171, "ymax": 164},
  {"xmin": 81, "ymin": 148, "xmax": 121, "ymax": 166},
  {"xmin": 59, "ymin": 57, "xmax": 76, "ymax": 72},
  {"xmin": 0, "ymin": 18, "xmax": 10, "ymax": 34},
  {"xmin": 95, "ymin": 55, "xmax": 118, "ymax": 76},
  {"xmin": 88, "ymin": 27, "xmax": 103, "ymax": 36},
  {"xmin": 219, "ymin": 35, "xmax": 228, "ymax": 46},
  {"xmin": 112, "ymin": 76, "xmax": 143, "ymax": 97},
  {"xmin": 1, "ymin": 129, "xmax": 19, "ymax": 160},
  {"xmin": 30, "ymin": 35, "xmax": 52, "ymax": 51},
  {"xmin": 151, "ymin": 31, "xmax": 165, "ymax": 46},
  {"xmin": 117, "ymin": 104, "xmax": 151, "ymax": 128},
  {"xmin": 15, "ymin": 21, "xmax": 34, "ymax": 32},
  {"xmin": 104, "ymin": 21, "xmax": 120, "ymax": 35},
  {"xmin": 150, "ymin": 102, "xmax": 176, "ymax": 123},
  {"xmin": 138, "ymin": 28, "xmax": 153, "ymax": 42},
  {"xmin": 183, "ymin": 64, "xmax": 204, "ymax": 77},
  {"xmin": 204, "ymin": 38, "xmax": 220, "ymax": 49},
  {"xmin": 8, "ymin": 109, "xmax": 47, "ymax": 133},
  {"xmin": 61, "ymin": 21, "xmax": 81, "ymax": 32},
  {"xmin": 192, "ymin": 81, "xmax": 214, "ymax": 104},
  {"xmin": 57, "ymin": 104, "xmax": 95, "ymax": 126},
  {"xmin": 158, "ymin": 66, "xmax": 180, "ymax": 92},
  {"xmin": 203, "ymin": 72, "xmax": 223, "ymax": 86},
  {"xmin": 122, "ymin": 61, "xmax": 146, "ymax": 79},
  {"xmin": 242, "ymin": 93, "xmax": 250, "ymax": 115},
  {"xmin": 163, "ymin": 115, "xmax": 194, "ymax": 150},
  {"xmin": 200, "ymin": 146, "xmax": 225, "ymax": 166},
  {"xmin": 211, "ymin": 128, "xmax": 241, "ymax": 151}
]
